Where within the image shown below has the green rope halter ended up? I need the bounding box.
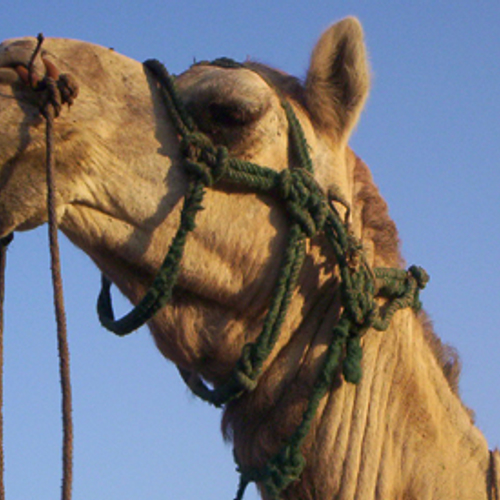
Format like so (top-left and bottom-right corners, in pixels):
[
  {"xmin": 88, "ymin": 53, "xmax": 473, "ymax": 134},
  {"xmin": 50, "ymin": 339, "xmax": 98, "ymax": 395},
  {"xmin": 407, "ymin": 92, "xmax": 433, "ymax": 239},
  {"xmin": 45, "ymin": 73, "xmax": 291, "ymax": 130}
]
[{"xmin": 97, "ymin": 58, "xmax": 429, "ymax": 499}]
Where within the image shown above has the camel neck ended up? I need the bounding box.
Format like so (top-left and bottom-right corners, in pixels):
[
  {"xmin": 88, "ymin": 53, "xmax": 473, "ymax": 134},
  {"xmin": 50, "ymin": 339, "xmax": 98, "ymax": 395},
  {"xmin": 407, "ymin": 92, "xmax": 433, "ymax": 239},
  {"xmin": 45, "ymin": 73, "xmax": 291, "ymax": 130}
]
[{"xmin": 224, "ymin": 298, "xmax": 492, "ymax": 499}]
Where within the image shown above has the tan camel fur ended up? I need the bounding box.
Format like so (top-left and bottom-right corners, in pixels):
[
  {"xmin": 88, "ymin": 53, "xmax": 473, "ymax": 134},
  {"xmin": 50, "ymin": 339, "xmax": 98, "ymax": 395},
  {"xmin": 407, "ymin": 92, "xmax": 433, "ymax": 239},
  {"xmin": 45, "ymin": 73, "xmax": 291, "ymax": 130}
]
[{"xmin": 0, "ymin": 17, "xmax": 498, "ymax": 500}]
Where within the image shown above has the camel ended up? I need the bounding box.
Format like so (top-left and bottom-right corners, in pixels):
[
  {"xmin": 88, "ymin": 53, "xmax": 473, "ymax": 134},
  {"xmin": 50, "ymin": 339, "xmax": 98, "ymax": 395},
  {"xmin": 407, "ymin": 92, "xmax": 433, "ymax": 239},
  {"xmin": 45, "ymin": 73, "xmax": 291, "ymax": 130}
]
[{"xmin": 0, "ymin": 17, "xmax": 498, "ymax": 500}]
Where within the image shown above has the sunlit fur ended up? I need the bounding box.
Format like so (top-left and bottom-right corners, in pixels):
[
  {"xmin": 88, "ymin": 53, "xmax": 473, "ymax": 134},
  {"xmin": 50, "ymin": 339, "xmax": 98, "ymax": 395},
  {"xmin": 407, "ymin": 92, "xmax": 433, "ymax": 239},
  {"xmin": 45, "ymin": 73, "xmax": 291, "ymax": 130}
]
[{"xmin": 0, "ymin": 17, "xmax": 497, "ymax": 499}]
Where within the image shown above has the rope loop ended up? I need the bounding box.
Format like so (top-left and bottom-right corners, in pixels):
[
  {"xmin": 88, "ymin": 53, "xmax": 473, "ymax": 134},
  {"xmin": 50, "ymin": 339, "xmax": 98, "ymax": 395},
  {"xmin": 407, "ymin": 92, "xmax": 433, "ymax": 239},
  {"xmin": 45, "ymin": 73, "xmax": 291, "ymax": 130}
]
[
  {"xmin": 212, "ymin": 343, "xmax": 260, "ymax": 395},
  {"xmin": 233, "ymin": 365, "xmax": 259, "ymax": 393}
]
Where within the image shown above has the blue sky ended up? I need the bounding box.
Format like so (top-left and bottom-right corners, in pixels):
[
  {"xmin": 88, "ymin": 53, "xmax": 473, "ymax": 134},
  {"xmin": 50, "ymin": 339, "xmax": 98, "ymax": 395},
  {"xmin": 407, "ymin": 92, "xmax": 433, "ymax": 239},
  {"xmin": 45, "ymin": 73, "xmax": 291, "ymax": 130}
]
[{"xmin": 1, "ymin": 2, "xmax": 499, "ymax": 499}]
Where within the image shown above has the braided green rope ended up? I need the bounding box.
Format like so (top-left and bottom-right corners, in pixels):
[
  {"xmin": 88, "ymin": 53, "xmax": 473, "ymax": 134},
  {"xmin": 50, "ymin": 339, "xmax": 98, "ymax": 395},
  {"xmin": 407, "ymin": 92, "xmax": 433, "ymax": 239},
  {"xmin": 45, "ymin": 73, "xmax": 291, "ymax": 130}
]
[
  {"xmin": 98, "ymin": 179, "xmax": 206, "ymax": 334},
  {"xmin": 97, "ymin": 58, "xmax": 429, "ymax": 500}
]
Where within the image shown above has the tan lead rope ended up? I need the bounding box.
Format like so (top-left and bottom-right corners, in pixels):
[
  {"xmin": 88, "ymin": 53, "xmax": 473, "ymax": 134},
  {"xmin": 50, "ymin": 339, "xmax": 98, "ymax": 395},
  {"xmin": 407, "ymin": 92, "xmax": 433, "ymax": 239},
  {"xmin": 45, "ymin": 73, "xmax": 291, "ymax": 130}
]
[
  {"xmin": 36, "ymin": 33, "xmax": 77, "ymax": 500},
  {"xmin": 0, "ymin": 34, "xmax": 78, "ymax": 500},
  {"xmin": 43, "ymin": 91, "xmax": 74, "ymax": 500},
  {"xmin": 0, "ymin": 111, "xmax": 74, "ymax": 500}
]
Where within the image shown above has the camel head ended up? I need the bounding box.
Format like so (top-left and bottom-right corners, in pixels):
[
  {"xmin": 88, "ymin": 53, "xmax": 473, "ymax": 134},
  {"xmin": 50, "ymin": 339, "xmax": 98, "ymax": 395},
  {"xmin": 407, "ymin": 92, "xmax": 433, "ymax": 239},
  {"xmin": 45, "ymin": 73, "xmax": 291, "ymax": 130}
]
[
  {"xmin": 0, "ymin": 17, "xmax": 369, "ymax": 233},
  {"xmin": 0, "ymin": 35, "xmax": 167, "ymax": 239},
  {"xmin": 0, "ymin": 18, "xmax": 371, "ymax": 374}
]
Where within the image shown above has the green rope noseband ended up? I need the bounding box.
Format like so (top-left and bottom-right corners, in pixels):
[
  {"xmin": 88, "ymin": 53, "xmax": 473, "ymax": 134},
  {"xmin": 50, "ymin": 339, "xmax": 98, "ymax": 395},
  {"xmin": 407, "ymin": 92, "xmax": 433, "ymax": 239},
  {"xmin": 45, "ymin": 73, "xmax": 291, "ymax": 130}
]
[{"xmin": 97, "ymin": 58, "xmax": 429, "ymax": 499}]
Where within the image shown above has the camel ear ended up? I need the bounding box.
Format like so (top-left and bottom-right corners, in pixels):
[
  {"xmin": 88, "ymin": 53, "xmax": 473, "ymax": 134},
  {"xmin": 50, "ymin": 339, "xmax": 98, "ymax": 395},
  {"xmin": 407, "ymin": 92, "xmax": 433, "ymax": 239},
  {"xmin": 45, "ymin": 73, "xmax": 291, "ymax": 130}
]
[{"xmin": 305, "ymin": 17, "xmax": 370, "ymax": 142}]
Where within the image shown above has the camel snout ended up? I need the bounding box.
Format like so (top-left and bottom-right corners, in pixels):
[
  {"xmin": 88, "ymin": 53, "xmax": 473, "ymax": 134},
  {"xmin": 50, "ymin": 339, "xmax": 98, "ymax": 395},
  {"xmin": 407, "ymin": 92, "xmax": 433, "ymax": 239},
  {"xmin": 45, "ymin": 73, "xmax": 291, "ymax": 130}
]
[{"xmin": 0, "ymin": 38, "xmax": 46, "ymax": 83}]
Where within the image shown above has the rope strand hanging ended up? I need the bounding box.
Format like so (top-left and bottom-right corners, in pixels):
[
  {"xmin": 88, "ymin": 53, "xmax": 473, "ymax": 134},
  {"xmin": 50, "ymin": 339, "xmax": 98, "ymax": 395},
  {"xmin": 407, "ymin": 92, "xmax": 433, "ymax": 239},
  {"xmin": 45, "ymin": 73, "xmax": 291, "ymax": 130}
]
[
  {"xmin": 34, "ymin": 33, "xmax": 78, "ymax": 500},
  {"xmin": 44, "ymin": 80, "xmax": 74, "ymax": 500},
  {"xmin": 0, "ymin": 34, "xmax": 79, "ymax": 500}
]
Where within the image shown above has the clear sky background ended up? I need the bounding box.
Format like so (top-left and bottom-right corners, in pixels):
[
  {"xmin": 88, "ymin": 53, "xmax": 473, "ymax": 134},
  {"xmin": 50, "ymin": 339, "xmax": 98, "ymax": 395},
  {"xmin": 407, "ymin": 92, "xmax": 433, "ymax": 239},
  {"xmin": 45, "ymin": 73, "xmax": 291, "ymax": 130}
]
[{"xmin": 0, "ymin": 2, "xmax": 499, "ymax": 499}]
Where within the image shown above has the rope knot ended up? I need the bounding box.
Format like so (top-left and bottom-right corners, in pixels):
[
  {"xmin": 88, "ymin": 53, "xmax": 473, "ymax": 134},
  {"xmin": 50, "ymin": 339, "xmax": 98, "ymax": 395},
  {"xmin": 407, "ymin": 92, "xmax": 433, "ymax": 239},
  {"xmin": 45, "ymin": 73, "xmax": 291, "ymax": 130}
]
[
  {"xmin": 21, "ymin": 34, "xmax": 79, "ymax": 119},
  {"xmin": 408, "ymin": 265, "xmax": 430, "ymax": 290},
  {"xmin": 57, "ymin": 73, "xmax": 79, "ymax": 107},
  {"xmin": 180, "ymin": 133, "xmax": 229, "ymax": 186},
  {"xmin": 259, "ymin": 448, "xmax": 306, "ymax": 498},
  {"xmin": 238, "ymin": 445, "xmax": 306, "ymax": 500},
  {"xmin": 35, "ymin": 71, "xmax": 79, "ymax": 118},
  {"xmin": 40, "ymin": 77, "xmax": 62, "ymax": 118},
  {"xmin": 232, "ymin": 343, "xmax": 260, "ymax": 392},
  {"xmin": 276, "ymin": 169, "xmax": 328, "ymax": 237},
  {"xmin": 233, "ymin": 368, "xmax": 259, "ymax": 393},
  {"xmin": 181, "ymin": 132, "xmax": 213, "ymax": 159},
  {"xmin": 407, "ymin": 265, "xmax": 429, "ymax": 312}
]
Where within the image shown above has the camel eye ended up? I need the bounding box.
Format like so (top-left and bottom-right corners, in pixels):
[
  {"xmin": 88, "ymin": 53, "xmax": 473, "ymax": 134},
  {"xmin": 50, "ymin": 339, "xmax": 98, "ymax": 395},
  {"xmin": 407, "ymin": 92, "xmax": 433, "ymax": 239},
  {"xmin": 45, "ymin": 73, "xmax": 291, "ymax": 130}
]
[{"xmin": 208, "ymin": 102, "xmax": 254, "ymax": 127}]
